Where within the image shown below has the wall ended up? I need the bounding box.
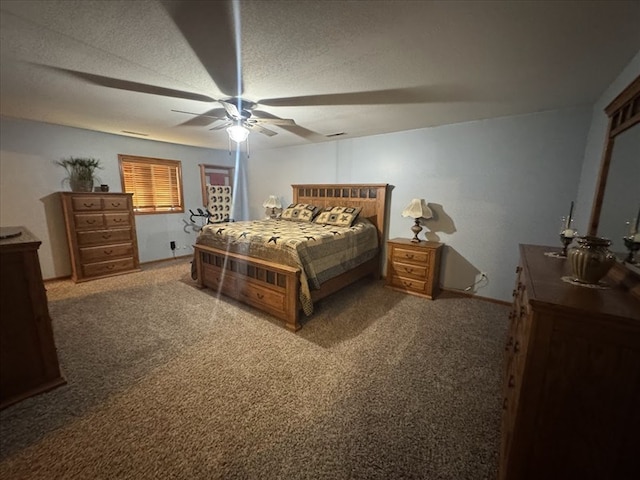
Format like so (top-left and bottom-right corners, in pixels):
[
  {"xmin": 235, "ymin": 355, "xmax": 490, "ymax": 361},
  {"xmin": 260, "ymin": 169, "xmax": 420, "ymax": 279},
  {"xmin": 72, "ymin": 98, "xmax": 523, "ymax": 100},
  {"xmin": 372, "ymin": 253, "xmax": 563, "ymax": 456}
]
[
  {"xmin": 247, "ymin": 107, "xmax": 592, "ymax": 302},
  {"xmin": 0, "ymin": 116, "xmax": 233, "ymax": 279},
  {"xmin": 574, "ymin": 50, "xmax": 640, "ymax": 233}
]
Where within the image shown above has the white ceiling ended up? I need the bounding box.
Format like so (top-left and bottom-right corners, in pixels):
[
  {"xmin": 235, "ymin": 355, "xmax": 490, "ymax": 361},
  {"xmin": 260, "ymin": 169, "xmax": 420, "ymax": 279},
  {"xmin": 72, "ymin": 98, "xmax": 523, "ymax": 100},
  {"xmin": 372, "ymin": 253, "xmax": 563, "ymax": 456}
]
[{"xmin": 1, "ymin": 0, "xmax": 639, "ymax": 151}]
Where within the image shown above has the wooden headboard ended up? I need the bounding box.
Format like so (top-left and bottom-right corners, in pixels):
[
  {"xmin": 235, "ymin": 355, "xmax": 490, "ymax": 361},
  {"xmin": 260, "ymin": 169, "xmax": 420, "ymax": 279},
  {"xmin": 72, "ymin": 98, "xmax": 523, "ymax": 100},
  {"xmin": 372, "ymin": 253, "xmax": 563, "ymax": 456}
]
[{"xmin": 292, "ymin": 183, "xmax": 390, "ymax": 245}]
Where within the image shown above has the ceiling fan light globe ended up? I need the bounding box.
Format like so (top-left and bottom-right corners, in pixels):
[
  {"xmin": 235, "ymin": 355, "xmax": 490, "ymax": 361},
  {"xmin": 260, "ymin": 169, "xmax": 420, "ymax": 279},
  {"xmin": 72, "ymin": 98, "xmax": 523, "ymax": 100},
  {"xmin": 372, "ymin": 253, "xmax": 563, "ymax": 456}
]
[{"xmin": 227, "ymin": 125, "xmax": 249, "ymax": 142}]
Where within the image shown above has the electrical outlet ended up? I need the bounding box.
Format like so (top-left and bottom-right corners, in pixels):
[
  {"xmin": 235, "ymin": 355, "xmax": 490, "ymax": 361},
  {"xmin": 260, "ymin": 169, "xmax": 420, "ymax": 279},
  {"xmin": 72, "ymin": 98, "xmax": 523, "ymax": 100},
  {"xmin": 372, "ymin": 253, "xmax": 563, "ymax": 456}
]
[{"xmin": 170, "ymin": 241, "xmax": 176, "ymax": 250}]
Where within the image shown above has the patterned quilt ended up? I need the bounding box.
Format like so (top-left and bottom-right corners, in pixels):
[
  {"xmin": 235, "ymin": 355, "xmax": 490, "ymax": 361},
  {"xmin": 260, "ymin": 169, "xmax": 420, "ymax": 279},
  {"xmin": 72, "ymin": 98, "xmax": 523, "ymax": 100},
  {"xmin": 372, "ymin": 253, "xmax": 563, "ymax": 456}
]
[{"xmin": 195, "ymin": 218, "xmax": 379, "ymax": 315}]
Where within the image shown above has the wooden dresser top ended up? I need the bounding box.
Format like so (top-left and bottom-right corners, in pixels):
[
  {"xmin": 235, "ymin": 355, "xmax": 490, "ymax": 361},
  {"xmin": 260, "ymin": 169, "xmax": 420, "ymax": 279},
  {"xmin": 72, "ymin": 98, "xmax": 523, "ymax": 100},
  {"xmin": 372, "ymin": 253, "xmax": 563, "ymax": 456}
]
[{"xmin": 520, "ymin": 244, "xmax": 640, "ymax": 322}]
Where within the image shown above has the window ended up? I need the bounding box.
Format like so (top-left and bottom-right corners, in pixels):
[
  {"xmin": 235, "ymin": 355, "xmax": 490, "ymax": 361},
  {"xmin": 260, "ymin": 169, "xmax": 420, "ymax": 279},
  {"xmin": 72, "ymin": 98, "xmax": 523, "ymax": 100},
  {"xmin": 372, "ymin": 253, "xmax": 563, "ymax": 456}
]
[{"xmin": 119, "ymin": 154, "xmax": 184, "ymax": 214}]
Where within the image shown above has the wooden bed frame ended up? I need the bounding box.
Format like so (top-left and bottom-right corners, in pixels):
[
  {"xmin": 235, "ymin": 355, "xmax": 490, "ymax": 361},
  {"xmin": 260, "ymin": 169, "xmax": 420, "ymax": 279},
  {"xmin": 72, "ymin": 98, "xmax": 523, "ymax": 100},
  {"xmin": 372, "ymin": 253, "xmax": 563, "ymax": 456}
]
[{"xmin": 194, "ymin": 183, "xmax": 390, "ymax": 331}]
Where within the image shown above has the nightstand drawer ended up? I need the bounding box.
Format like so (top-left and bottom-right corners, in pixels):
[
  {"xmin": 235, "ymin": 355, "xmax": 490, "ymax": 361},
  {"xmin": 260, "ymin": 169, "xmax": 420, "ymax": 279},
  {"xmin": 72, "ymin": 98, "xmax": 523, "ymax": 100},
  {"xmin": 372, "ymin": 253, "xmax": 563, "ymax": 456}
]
[
  {"xmin": 389, "ymin": 275, "xmax": 427, "ymax": 292},
  {"xmin": 393, "ymin": 247, "xmax": 430, "ymax": 265},
  {"xmin": 391, "ymin": 261, "xmax": 428, "ymax": 279}
]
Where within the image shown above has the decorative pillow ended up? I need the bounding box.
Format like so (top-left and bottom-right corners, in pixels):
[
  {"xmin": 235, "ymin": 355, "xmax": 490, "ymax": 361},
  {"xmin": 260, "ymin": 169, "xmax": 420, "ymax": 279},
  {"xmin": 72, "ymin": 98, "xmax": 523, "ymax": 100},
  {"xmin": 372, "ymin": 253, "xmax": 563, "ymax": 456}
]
[
  {"xmin": 280, "ymin": 203, "xmax": 320, "ymax": 222},
  {"xmin": 314, "ymin": 206, "xmax": 362, "ymax": 227}
]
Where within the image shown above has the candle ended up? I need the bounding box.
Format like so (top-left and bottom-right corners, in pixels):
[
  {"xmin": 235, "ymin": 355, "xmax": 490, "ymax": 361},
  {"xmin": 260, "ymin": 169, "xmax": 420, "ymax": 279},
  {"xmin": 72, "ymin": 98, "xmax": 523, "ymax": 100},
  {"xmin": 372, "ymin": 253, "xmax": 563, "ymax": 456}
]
[
  {"xmin": 565, "ymin": 201, "xmax": 574, "ymax": 229},
  {"xmin": 634, "ymin": 205, "xmax": 640, "ymax": 234}
]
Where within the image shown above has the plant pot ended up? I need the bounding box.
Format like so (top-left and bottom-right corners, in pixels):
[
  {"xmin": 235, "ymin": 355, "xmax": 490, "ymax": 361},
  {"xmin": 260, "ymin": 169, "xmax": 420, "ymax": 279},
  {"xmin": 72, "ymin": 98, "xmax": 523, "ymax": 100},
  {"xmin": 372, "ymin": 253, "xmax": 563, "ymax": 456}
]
[
  {"xmin": 568, "ymin": 236, "xmax": 616, "ymax": 284},
  {"xmin": 70, "ymin": 178, "xmax": 94, "ymax": 192}
]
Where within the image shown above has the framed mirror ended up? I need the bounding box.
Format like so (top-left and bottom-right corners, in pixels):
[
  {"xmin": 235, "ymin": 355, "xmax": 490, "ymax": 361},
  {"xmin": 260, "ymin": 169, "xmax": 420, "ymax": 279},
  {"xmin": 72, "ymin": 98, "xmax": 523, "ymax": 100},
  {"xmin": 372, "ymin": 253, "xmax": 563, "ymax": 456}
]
[{"xmin": 588, "ymin": 74, "xmax": 640, "ymax": 262}]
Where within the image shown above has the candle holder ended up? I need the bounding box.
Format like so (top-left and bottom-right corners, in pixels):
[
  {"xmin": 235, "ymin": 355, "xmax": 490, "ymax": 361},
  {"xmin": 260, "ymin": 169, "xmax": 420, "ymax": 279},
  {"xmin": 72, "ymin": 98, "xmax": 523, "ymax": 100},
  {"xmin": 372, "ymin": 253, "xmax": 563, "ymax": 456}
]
[
  {"xmin": 623, "ymin": 236, "xmax": 640, "ymax": 265},
  {"xmin": 558, "ymin": 216, "xmax": 577, "ymax": 257}
]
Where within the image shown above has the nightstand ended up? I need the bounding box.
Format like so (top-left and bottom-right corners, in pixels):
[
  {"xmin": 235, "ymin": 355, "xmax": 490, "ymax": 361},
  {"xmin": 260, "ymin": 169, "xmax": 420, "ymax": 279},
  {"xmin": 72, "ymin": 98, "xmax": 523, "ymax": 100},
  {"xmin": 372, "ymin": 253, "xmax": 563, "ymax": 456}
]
[{"xmin": 385, "ymin": 238, "xmax": 443, "ymax": 299}]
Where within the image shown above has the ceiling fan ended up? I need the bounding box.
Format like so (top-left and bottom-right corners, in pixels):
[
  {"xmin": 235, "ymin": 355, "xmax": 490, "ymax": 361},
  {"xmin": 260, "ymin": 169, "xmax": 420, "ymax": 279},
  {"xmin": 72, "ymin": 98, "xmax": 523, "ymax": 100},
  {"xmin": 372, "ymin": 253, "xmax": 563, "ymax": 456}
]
[
  {"xmin": 38, "ymin": 1, "xmax": 473, "ymax": 144},
  {"xmin": 172, "ymin": 97, "xmax": 299, "ymax": 142}
]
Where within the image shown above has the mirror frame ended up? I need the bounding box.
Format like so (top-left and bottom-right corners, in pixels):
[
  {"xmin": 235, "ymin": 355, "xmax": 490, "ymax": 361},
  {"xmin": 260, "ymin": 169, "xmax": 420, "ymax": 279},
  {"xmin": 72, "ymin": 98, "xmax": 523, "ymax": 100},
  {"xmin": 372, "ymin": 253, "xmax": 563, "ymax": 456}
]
[{"xmin": 588, "ymin": 74, "xmax": 640, "ymax": 235}]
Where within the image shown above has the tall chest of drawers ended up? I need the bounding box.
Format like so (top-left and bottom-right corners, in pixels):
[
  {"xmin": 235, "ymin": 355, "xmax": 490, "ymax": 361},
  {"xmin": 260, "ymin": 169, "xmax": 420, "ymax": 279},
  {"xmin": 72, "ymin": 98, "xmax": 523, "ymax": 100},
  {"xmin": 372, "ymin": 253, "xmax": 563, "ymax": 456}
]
[
  {"xmin": 385, "ymin": 238, "xmax": 442, "ymax": 299},
  {"xmin": 60, "ymin": 192, "xmax": 140, "ymax": 282},
  {"xmin": 500, "ymin": 244, "xmax": 640, "ymax": 480}
]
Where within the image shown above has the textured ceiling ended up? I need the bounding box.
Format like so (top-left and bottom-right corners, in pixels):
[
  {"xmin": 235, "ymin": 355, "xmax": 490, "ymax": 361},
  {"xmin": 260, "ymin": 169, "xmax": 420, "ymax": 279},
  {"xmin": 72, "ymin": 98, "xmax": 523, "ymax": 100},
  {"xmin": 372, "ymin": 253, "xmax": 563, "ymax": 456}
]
[{"xmin": 1, "ymin": 0, "xmax": 639, "ymax": 151}]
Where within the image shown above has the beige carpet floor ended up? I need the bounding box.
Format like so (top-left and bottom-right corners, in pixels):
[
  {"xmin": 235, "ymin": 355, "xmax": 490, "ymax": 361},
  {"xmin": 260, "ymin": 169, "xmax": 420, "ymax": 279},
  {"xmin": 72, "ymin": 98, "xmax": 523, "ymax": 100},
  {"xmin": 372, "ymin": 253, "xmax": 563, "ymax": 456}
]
[{"xmin": 0, "ymin": 259, "xmax": 509, "ymax": 479}]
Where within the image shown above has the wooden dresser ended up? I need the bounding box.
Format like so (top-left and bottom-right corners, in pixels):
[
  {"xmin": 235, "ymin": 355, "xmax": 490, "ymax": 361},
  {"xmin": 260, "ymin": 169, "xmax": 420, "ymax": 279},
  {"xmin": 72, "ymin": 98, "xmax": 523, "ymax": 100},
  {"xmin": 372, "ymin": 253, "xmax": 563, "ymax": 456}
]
[
  {"xmin": 500, "ymin": 244, "xmax": 640, "ymax": 480},
  {"xmin": 60, "ymin": 192, "xmax": 140, "ymax": 282},
  {"xmin": 385, "ymin": 238, "xmax": 442, "ymax": 299},
  {"xmin": 0, "ymin": 227, "xmax": 65, "ymax": 409}
]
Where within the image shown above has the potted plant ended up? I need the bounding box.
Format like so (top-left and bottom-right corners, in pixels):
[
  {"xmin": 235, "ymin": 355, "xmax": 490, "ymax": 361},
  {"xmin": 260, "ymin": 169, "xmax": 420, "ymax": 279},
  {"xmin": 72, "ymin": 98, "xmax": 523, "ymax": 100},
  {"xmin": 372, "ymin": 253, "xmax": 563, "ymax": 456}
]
[{"xmin": 55, "ymin": 157, "xmax": 102, "ymax": 192}]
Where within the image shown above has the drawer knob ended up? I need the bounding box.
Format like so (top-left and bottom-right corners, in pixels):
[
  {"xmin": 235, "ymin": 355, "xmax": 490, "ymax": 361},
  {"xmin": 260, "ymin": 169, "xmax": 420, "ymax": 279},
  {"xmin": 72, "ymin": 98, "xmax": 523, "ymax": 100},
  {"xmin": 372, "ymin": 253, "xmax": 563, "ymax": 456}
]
[
  {"xmin": 83, "ymin": 203, "xmax": 95, "ymax": 207},
  {"xmin": 113, "ymin": 218, "xmax": 123, "ymax": 223},
  {"xmin": 104, "ymin": 249, "xmax": 113, "ymax": 255},
  {"xmin": 405, "ymin": 268, "xmax": 414, "ymax": 273},
  {"xmin": 405, "ymin": 254, "xmax": 414, "ymax": 259},
  {"xmin": 86, "ymin": 219, "xmax": 96, "ymax": 224},
  {"xmin": 508, "ymin": 375, "xmax": 516, "ymax": 388},
  {"xmin": 102, "ymin": 234, "xmax": 112, "ymax": 239},
  {"xmin": 111, "ymin": 202, "xmax": 121, "ymax": 207},
  {"xmin": 515, "ymin": 266, "xmax": 522, "ymax": 273},
  {"xmin": 512, "ymin": 289, "xmax": 517, "ymax": 297},
  {"xmin": 106, "ymin": 265, "xmax": 115, "ymax": 270},
  {"xmin": 514, "ymin": 341, "xmax": 521, "ymax": 354},
  {"xmin": 520, "ymin": 306, "xmax": 525, "ymax": 317},
  {"xmin": 256, "ymin": 293, "xmax": 264, "ymax": 299},
  {"xmin": 402, "ymin": 281, "xmax": 412, "ymax": 287}
]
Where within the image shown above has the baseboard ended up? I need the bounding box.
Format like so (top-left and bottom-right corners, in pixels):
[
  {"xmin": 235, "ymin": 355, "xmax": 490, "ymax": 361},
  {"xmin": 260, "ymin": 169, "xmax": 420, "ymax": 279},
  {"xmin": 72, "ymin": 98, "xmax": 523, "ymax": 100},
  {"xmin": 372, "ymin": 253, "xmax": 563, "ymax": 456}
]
[
  {"xmin": 139, "ymin": 254, "xmax": 192, "ymax": 267},
  {"xmin": 440, "ymin": 287, "xmax": 510, "ymax": 306},
  {"xmin": 44, "ymin": 255, "xmax": 193, "ymax": 283}
]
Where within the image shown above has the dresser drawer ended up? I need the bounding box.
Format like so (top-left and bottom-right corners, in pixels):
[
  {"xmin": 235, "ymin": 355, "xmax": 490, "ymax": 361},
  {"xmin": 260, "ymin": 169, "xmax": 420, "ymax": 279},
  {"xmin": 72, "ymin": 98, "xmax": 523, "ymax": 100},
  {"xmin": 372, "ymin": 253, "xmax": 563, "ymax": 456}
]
[
  {"xmin": 102, "ymin": 196, "xmax": 130, "ymax": 211},
  {"xmin": 239, "ymin": 282, "xmax": 285, "ymax": 312},
  {"xmin": 80, "ymin": 243, "xmax": 134, "ymax": 263},
  {"xmin": 71, "ymin": 196, "xmax": 102, "ymax": 211},
  {"xmin": 393, "ymin": 247, "xmax": 430, "ymax": 265},
  {"xmin": 389, "ymin": 275, "xmax": 427, "ymax": 293},
  {"xmin": 82, "ymin": 258, "xmax": 135, "ymax": 278},
  {"xmin": 77, "ymin": 228, "xmax": 133, "ymax": 246},
  {"xmin": 74, "ymin": 213, "xmax": 105, "ymax": 230},
  {"xmin": 391, "ymin": 260, "xmax": 428, "ymax": 279},
  {"xmin": 104, "ymin": 213, "xmax": 131, "ymax": 227}
]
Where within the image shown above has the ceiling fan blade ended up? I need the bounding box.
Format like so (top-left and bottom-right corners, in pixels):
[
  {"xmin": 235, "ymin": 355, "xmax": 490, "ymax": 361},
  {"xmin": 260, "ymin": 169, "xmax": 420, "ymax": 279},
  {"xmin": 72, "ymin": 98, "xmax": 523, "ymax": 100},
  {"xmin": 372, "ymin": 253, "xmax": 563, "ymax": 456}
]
[
  {"xmin": 259, "ymin": 85, "xmax": 473, "ymax": 107},
  {"xmin": 251, "ymin": 110, "xmax": 322, "ymax": 140},
  {"xmin": 246, "ymin": 123, "xmax": 277, "ymax": 137},
  {"xmin": 210, "ymin": 121, "xmax": 233, "ymax": 131},
  {"xmin": 172, "ymin": 108, "xmax": 227, "ymax": 127},
  {"xmin": 172, "ymin": 108, "xmax": 227, "ymax": 120},
  {"xmin": 250, "ymin": 114, "xmax": 296, "ymax": 126},
  {"xmin": 219, "ymin": 100, "xmax": 242, "ymax": 120},
  {"xmin": 44, "ymin": 66, "xmax": 216, "ymax": 102},
  {"xmin": 163, "ymin": 0, "xmax": 242, "ymax": 97}
]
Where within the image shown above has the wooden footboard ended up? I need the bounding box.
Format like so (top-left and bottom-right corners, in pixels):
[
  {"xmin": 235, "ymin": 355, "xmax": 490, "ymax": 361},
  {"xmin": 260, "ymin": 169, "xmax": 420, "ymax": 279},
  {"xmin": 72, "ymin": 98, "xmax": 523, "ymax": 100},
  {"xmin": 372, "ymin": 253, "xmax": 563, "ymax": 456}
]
[
  {"xmin": 195, "ymin": 244, "xmax": 302, "ymax": 331},
  {"xmin": 194, "ymin": 244, "xmax": 381, "ymax": 332}
]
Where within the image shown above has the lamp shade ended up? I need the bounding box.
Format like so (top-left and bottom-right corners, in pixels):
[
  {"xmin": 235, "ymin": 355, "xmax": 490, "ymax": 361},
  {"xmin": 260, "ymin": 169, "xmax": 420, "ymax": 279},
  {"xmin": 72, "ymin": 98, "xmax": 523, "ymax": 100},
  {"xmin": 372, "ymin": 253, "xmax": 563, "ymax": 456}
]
[
  {"xmin": 401, "ymin": 198, "xmax": 433, "ymax": 219},
  {"xmin": 227, "ymin": 124, "xmax": 250, "ymax": 143},
  {"xmin": 262, "ymin": 195, "xmax": 282, "ymax": 209}
]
